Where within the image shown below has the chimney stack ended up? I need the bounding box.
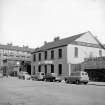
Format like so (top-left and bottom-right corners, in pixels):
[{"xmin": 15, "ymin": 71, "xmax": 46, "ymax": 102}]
[{"xmin": 54, "ymin": 36, "xmax": 60, "ymax": 42}]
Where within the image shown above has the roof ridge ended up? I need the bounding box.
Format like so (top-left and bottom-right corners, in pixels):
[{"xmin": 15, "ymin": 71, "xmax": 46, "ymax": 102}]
[{"xmin": 34, "ymin": 32, "xmax": 87, "ymax": 52}]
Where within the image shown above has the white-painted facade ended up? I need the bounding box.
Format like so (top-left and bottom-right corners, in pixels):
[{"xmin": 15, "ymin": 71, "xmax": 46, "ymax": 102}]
[
  {"xmin": 67, "ymin": 44, "xmax": 105, "ymax": 64},
  {"xmin": 66, "ymin": 32, "xmax": 105, "ymax": 75}
]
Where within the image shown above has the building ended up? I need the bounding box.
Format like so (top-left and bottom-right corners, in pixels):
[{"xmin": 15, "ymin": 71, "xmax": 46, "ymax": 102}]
[
  {"xmin": 0, "ymin": 43, "xmax": 34, "ymax": 75},
  {"xmin": 31, "ymin": 31, "xmax": 105, "ymax": 80}
]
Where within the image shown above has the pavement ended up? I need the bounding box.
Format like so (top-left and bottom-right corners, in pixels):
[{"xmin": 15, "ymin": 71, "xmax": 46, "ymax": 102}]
[
  {"xmin": 88, "ymin": 81, "xmax": 105, "ymax": 86},
  {"xmin": 0, "ymin": 77, "xmax": 105, "ymax": 105}
]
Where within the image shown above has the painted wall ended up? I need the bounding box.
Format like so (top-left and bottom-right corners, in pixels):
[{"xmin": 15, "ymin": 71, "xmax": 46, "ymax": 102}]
[
  {"xmin": 67, "ymin": 44, "xmax": 105, "ymax": 64},
  {"xmin": 76, "ymin": 32, "xmax": 98, "ymax": 44}
]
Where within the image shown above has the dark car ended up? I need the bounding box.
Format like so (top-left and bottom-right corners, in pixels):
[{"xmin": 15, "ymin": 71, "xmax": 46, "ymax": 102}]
[
  {"xmin": 43, "ymin": 73, "xmax": 56, "ymax": 82},
  {"xmin": 43, "ymin": 73, "xmax": 62, "ymax": 82}
]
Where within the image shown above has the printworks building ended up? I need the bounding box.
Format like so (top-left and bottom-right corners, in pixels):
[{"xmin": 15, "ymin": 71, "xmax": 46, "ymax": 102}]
[{"xmin": 31, "ymin": 31, "xmax": 105, "ymax": 80}]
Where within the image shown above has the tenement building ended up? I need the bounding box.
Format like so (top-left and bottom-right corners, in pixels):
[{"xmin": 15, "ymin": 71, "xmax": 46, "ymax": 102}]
[
  {"xmin": 0, "ymin": 43, "xmax": 34, "ymax": 75},
  {"xmin": 31, "ymin": 31, "xmax": 105, "ymax": 80}
]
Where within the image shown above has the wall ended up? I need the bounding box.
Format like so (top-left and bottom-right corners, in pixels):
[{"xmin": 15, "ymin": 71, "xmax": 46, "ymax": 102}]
[
  {"xmin": 31, "ymin": 46, "xmax": 69, "ymax": 77},
  {"xmin": 67, "ymin": 44, "xmax": 105, "ymax": 64}
]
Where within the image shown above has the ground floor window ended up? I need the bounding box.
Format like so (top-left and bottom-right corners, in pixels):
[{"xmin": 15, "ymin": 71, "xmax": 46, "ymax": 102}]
[
  {"xmin": 51, "ymin": 64, "xmax": 54, "ymax": 73},
  {"xmin": 38, "ymin": 65, "xmax": 41, "ymax": 72},
  {"xmin": 33, "ymin": 66, "xmax": 35, "ymax": 74},
  {"xmin": 45, "ymin": 65, "xmax": 47, "ymax": 74},
  {"xmin": 58, "ymin": 64, "xmax": 62, "ymax": 75}
]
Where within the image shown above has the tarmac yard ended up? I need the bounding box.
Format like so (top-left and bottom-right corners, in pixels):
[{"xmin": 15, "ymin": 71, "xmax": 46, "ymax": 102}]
[{"xmin": 0, "ymin": 77, "xmax": 105, "ymax": 105}]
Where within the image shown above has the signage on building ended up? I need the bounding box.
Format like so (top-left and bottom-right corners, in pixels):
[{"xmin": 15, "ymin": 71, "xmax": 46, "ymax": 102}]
[{"xmin": 38, "ymin": 60, "xmax": 53, "ymax": 65}]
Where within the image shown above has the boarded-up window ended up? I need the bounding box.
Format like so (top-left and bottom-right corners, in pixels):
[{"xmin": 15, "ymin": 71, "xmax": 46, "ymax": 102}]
[
  {"xmin": 74, "ymin": 47, "xmax": 78, "ymax": 57},
  {"xmin": 99, "ymin": 50, "xmax": 102, "ymax": 57}
]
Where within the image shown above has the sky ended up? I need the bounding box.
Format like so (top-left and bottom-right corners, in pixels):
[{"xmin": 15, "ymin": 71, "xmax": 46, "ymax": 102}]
[{"xmin": 0, "ymin": 0, "xmax": 105, "ymax": 48}]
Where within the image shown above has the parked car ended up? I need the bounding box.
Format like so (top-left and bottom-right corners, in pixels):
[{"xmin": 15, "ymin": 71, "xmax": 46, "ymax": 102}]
[
  {"xmin": 55, "ymin": 77, "xmax": 62, "ymax": 82},
  {"xmin": 18, "ymin": 71, "xmax": 31, "ymax": 80},
  {"xmin": 31, "ymin": 72, "xmax": 45, "ymax": 81},
  {"xmin": 65, "ymin": 71, "xmax": 89, "ymax": 84},
  {"xmin": 43, "ymin": 73, "xmax": 62, "ymax": 82},
  {"xmin": 43, "ymin": 73, "xmax": 56, "ymax": 82}
]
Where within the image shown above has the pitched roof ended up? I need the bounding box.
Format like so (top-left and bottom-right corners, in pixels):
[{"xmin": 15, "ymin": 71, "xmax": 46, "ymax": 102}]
[{"xmin": 34, "ymin": 32, "xmax": 86, "ymax": 53}]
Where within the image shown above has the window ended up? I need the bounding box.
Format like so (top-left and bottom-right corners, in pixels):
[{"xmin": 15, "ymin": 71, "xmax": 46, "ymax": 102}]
[
  {"xmin": 33, "ymin": 66, "xmax": 35, "ymax": 74},
  {"xmin": 58, "ymin": 64, "xmax": 62, "ymax": 75},
  {"xmin": 45, "ymin": 65, "xmax": 47, "ymax": 74},
  {"xmin": 44, "ymin": 51, "xmax": 47, "ymax": 60},
  {"xmin": 89, "ymin": 52, "xmax": 93, "ymax": 58},
  {"xmin": 39, "ymin": 53, "xmax": 41, "ymax": 61},
  {"xmin": 51, "ymin": 64, "xmax": 54, "ymax": 73},
  {"xmin": 74, "ymin": 47, "xmax": 78, "ymax": 57},
  {"xmin": 51, "ymin": 50, "xmax": 54, "ymax": 59},
  {"xmin": 99, "ymin": 50, "xmax": 102, "ymax": 57},
  {"xmin": 38, "ymin": 65, "xmax": 41, "ymax": 72},
  {"xmin": 58, "ymin": 49, "xmax": 62, "ymax": 58},
  {"xmin": 33, "ymin": 54, "xmax": 36, "ymax": 62}
]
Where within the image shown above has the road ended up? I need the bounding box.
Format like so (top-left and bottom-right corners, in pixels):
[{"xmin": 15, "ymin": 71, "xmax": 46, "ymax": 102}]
[{"xmin": 0, "ymin": 77, "xmax": 105, "ymax": 105}]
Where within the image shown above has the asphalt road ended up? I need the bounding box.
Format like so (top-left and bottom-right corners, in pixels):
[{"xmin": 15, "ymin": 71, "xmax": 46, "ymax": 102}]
[{"xmin": 0, "ymin": 77, "xmax": 105, "ymax": 105}]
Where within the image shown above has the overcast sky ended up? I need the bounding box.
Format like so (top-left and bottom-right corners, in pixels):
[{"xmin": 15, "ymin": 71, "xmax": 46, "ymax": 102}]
[{"xmin": 0, "ymin": 0, "xmax": 105, "ymax": 48}]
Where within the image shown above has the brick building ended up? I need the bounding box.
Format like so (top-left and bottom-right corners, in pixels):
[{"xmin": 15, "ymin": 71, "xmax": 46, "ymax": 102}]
[{"xmin": 31, "ymin": 31, "xmax": 105, "ymax": 80}]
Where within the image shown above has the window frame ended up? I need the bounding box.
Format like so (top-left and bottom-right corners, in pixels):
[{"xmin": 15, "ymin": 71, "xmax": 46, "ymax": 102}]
[
  {"xmin": 58, "ymin": 48, "xmax": 62, "ymax": 58},
  {"xmin": 44, "ymin": 51, "xmax": 47, "ymax": 60},
  {"xmin": 51, "ymin": 50, "xmax": 54, "ymax": 59},
  {"xmin": 38, "ymin": 53, "xmax": 41, "ymax": 61}
]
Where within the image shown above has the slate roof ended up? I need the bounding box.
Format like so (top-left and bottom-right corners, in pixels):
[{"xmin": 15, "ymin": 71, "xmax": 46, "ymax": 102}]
[
  {"xmin": 34, "ymin": 32, "xmax": 86, "ymax": 53},
  {"xmin": 0, "ymin": 44, "xmax": 34, "ymax": 52}
]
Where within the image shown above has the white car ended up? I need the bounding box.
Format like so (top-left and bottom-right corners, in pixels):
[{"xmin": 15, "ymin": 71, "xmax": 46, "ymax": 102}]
[
  {"xmin": 22, "ymin": 72, "xmax": 31, "ymax": 80},
  {"xmin": 18, "ymin": 71, "xmax": 31, "ymax": 80}
]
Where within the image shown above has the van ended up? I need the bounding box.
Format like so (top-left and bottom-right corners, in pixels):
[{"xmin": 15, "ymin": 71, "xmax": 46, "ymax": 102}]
[{"xmin": 65, "ymin": 71, "xmax": 89, "ymax": 84}]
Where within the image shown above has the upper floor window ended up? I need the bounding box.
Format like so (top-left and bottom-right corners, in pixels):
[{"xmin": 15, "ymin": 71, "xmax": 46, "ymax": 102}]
[
  {"xmin": 51, "ymin": 50, "xmax": 54, "ymax": 59},
  {"xmin": 58, "ymin": 49, "xmax": 62, "ymax": 58},
  {"xmin": 74, "ymin": 47, "xmax": 78, "ymax": 58},
  {"xmin": 99, "ymin": 50, "xmax": 102, "ymax": 57},
  {"xmin": 44, "ymin": 51, "xmax": 47, "ymax": 60},
  {"xmin": 39, "ymin": 53, "xmax": 41, "ymax": 61},
  {"xmin": 33, "ymin": 54, "xmax": 36, "ymax": 62},
  {"xmin": 89, "ymin": 52, "xmax": 93, "ymax": 58}
]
